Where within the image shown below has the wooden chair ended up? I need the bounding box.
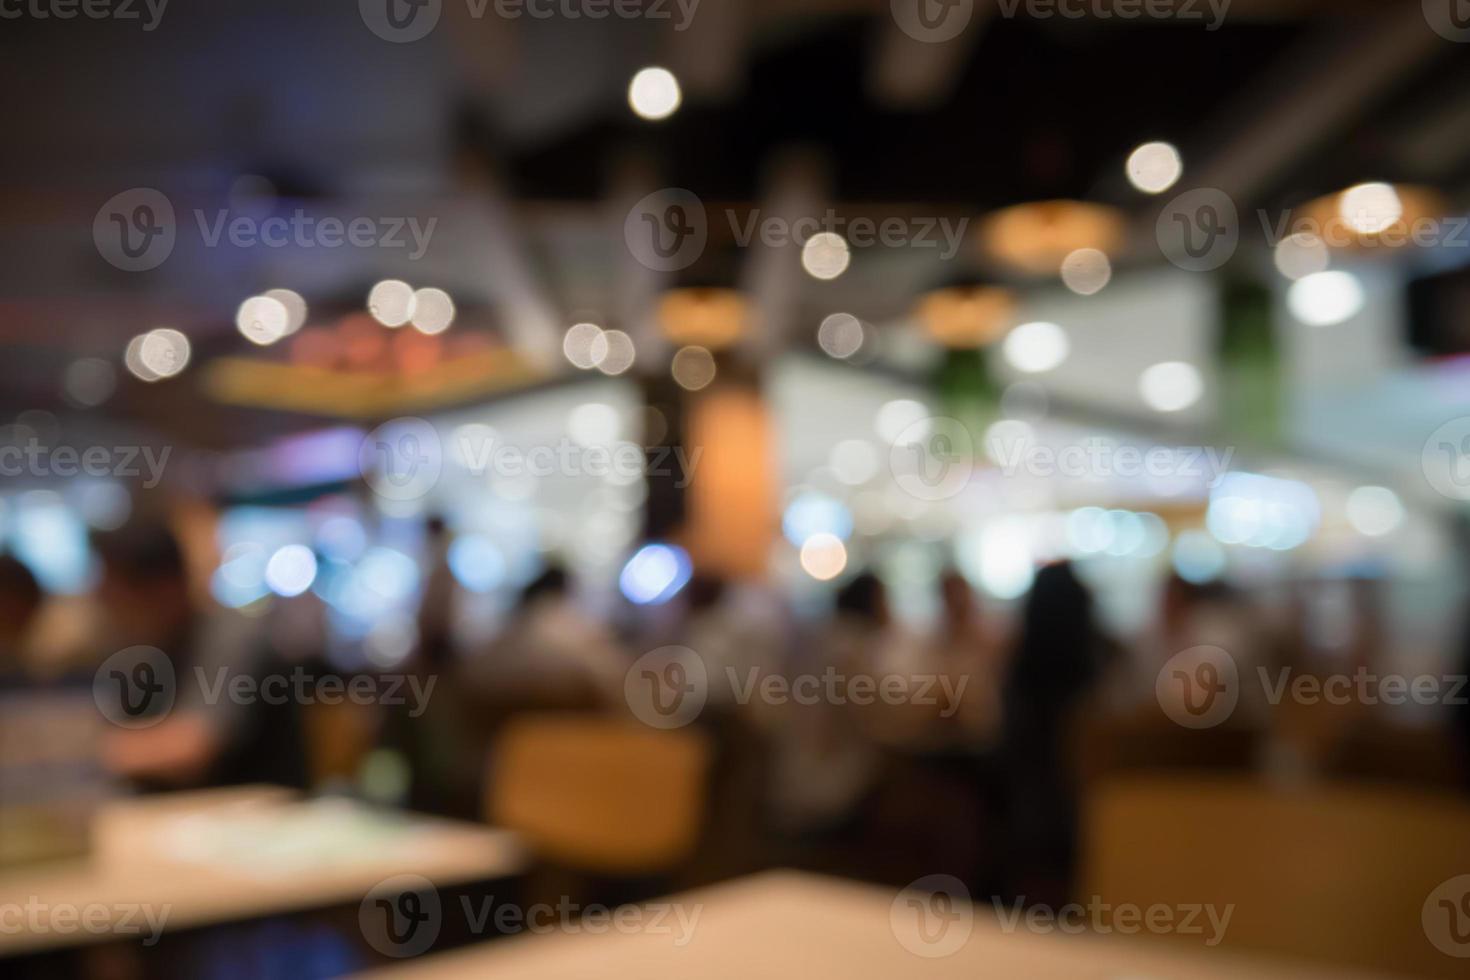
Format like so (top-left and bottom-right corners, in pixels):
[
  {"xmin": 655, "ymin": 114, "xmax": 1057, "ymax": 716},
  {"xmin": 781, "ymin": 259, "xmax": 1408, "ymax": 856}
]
[
  {"xmin": 1077, "ymin": 707, "xmax": 1259, "ymax": 782},
  {"xmin": 486, "ymin": 714, "xmax": 712, "ymax": 876},
  {"xmin": 1083, "ymin": 774, "xmax": 1470, "ymax": 978},
  {"xmin": 1322, "ymin": 721, "xmax": 1465, "ymax": 792}
]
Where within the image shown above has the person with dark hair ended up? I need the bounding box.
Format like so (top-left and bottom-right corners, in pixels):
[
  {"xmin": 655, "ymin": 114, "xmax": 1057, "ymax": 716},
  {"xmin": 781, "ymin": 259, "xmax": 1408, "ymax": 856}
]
[
  {"xmin": 0, "ymin": 554, "xmax": 44, "ymax": 683},
  {"xmin": 465, "ymin": 562, "xmax": 624, "ymax": 707},
  {"xmin": 930, "ymin": 569, "xmax": 1004, "ymax": 745},
  {"xmin": 517, "ymin": 565, "xmax": 570, "ymax": 607},
  {"xmin": 92, "ymin": 521, "xmax": 308, "ymax": 790},
  {"xmin": 376, "ymin": 516, "xmax": 473, "ymax": 816},
  {"xmin": 1448, "ymin": 514, "xmax": 1470, "ymax": 789},
  {"xmin": 1000, "ymin": 560, "xmax": 1107, "ymax": 908},
  {"xmin": 416, "ymin": 514, "xmax": 458, "ymax": 671},
  {"xmin": 681, "ymin": 571, "xmax": 782, "ymax": 708},
  {"xmin": 90, "ymin": 523, "xmax": 192, "ymax": 652},
  {"xmin": 767, "ymin": 571, "xmax": 894, "ymax": 836},
  {"xmin": 833, "ymin": 571, "xmax": 886, "ymax": 623},
  {"xmin": 683, "ymin": 572, "xmax": 727, "ymax": 616}
]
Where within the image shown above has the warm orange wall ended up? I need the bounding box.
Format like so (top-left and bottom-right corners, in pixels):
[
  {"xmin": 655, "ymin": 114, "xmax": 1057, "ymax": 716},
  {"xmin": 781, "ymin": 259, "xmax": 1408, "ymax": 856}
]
[{"xmin": 683, "ymin": 385, "xmax": 779, "ymax": 580}]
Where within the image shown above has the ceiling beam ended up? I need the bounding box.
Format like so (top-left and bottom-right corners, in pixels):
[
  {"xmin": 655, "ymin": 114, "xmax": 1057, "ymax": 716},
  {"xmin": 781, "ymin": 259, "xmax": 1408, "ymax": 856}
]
[
  {"xmin": 663, "ymin": 0, "xmax": 748, "ymax": 101},
  {"xmin": 1186, "ymin": 6, "xmax": 1445, "ymax": 204},
  {"xmin": 739, "ymin": 149, "xmax": 831, "ymax": 360},
  {"xmin": 607, "ymin": 153, "xmax": 674, "ymax": 363},
  {"xmin": 868, "ymin": 0, "xmax": 993, "ymax": 109},
  {"xmin": 461, "ymin": 171, "xmax": 564, "ymax": 369}
]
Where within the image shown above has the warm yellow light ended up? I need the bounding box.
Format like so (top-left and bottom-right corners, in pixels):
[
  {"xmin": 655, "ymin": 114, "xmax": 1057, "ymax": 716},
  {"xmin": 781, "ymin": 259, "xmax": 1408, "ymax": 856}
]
[
  {"xmin": 1297, "ymin": 183, "xmax": 1445, "ymax": 250},
  {"xmin": 1125, "ymin": 141, "xmax": 1183, "ymax": 194},
  {"xmin": 800, "ymin": 533, "xmax": 848, "ymax": 581},
  {"xmin": 671, "ymin": 346, "xmax": 717, "ymax": 391},
  {"xmin": 978, "ymin": 200, "xmax": 1125, "ymax": 276},
  {"xmin": 563, "ymin": 322, "xmax": 606, "ymax": 369},
  {"xmin": 657, "ymin": 288, "xmax": 750, "ymax": 349},
  {"xmin": 1060, "ymin": 248, "xmax": 1111, "ymax": 295},
  {"xmin": 817, "ymin": 313, "xmax": 864, "ymax": 359},
  {"xmin": 1338, "ymin": 182, "xmax": 1402, "ymax": 235},
  {"xmin": 128, "ymin": 328, "xmax": 190, "ymax": 381},
  {"xmin": 1273, "ymin": 232, "xmax": 1329, "ymax": 280},
  {"xmin": 367, "ymin": 280, "xmax": 415, "ymax": 327},
  {"xmin": 628, "ymin": 67, "xmax": 681, "ymax": 120},
  {"xmin": 263, "ymin": 288, "xmax": 308, "ymax": 334},
  {"xmin": 801, "ymin": 232, "xmax": 851, "ymax": 280},
  {"xmin": 915, "ymin": 285, "xmax": 1015, "ymax": 348},
  {"xmin": 411, "ymin": 287, "xmax": 455, "ymax": 335},
  {"xmin": 596, "ymin": 330, "xmax": 636, "ymax": 375},
  {"xmin": 236, "ymin": 295, "xmax": 290, "ymax": 346}
]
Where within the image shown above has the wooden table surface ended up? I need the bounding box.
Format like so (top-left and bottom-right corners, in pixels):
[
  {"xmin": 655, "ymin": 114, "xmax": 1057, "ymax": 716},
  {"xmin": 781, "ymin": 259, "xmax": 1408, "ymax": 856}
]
[
  {"xmin": 364, "ymin": 870, "xmax": 1411, "ymax": 980},
  {"xmin": 0, "ymin": 786, "xmax": 524, "ymax": 956}
]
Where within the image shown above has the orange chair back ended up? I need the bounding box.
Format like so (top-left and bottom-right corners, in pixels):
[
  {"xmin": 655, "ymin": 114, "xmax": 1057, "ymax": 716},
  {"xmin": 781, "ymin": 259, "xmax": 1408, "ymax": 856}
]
[
  {"xmin": 488, "ymin": 715, "xmax": 711, "ymax": 875},
  {"xmin": 1084, "ymin": 774, "xmax": 1470, "ymax": 978}
]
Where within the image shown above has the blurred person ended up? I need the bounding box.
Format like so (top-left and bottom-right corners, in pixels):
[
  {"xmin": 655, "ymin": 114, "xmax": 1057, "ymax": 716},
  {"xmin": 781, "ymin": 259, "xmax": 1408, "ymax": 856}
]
[
  {"xmin": 1262, "ymin": 577, "xmax": 1383, "ymax": 784},
  {"xmin": 1456, "ymin": 616, "xmax": 1470, "ymax": 790},
  {"xmin": 1141, "ymin": 574, "xmax": 1265, "ymax": 717},
  {"xmin": 929, "ymin": 569, "xmax": 1005, "ymax": 746},
  {"xmin": 91, "ymin": 521, "xmax": 308, "ymax": 790},
  {"xmin": 680, "ymin": 572, "xmax": 784, "ymax": 713},
  {"xmin": 455, "ymin": 565, "xmax": 630, "ymax": 822},
  {"xmin": 0, "ymin": 554, "xmax": 43, "ymax": 685},
  {"xmin": 467, "ymin": 565, "xmax": 626, "ymax": 707},
  {"xmin": 766, "ymin": 572, "xmax": 888, "ymax": 837},
  {"xmin": 416, "ymin": 514, "xmax": 456, "ymax": 664},
  {"xmin": 1000, "ymin": 560, "xmax": 1108, "ymax": 907},
  {"xmin": 377, "ymin": 517, "xmax": 479, "ymax": 818},
  {"xmin": 664, "ymin": 572, "xmax": 789, "ymax": 881}
]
